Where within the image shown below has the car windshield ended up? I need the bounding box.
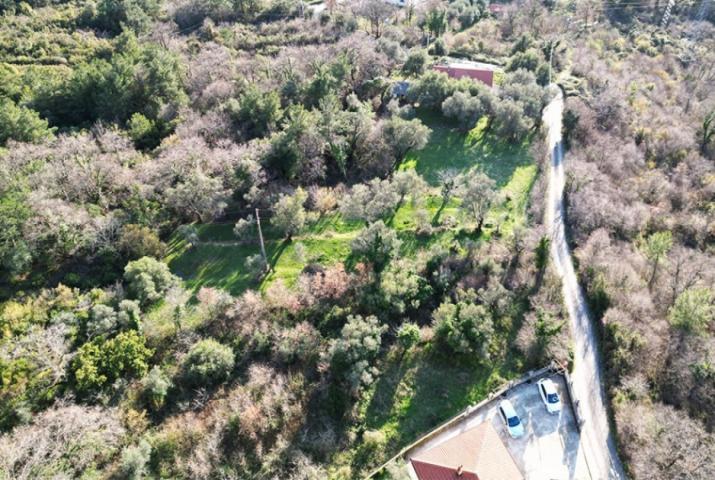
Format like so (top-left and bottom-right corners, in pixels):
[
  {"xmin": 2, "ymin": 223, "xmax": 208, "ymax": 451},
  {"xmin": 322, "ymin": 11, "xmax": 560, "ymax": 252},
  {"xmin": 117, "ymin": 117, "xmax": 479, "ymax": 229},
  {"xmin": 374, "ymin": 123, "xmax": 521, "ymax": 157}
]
[
  {"xmin": 547, "ymin": 393, "xmax": 559, "ymax": 403},
  {"xmin": 508, "ymin": 416, "xmax": 520, "ymax": 427}
]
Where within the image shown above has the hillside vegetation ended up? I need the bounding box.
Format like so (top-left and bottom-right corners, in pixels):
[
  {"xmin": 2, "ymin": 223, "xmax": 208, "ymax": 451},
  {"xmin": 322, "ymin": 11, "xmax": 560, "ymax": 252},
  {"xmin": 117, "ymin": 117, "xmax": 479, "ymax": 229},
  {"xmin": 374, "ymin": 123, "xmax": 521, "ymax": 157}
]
[{"xmin": 0, "ymin": 0, "xmax": 713, "ymax": 479}]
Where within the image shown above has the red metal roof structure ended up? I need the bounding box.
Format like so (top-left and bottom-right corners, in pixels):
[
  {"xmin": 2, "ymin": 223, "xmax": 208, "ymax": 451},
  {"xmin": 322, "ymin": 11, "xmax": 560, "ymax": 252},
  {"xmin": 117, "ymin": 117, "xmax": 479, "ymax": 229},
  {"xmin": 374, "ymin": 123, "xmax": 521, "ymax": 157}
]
[
  {"xmin": 433, "ymin": 63, "xmax": 495, "ymax": 87},
  {"xmin": 411, "ymin": 460, "xmax": 480, "ymax": 480}
]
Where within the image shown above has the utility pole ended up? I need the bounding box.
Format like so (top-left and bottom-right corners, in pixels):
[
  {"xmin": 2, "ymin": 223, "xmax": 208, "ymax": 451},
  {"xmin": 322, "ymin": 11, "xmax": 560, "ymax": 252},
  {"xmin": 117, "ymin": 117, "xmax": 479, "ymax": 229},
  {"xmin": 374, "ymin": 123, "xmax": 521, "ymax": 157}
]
[
  {"xmin": 255, "ymin": 208, "xmax": 268, "ymax": 271},
  {"xmin": 548, "ymin": 40, "xmax": 557, "ymax": 85},
  {"xmin": 661, "ymin": 0, "xmax": 675, "ymax": 28}
]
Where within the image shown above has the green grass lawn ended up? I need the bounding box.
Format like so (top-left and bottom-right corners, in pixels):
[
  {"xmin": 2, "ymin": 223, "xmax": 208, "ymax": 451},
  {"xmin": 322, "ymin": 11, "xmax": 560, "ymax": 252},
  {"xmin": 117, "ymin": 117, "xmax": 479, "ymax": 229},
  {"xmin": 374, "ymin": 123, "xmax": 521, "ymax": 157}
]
[
  {"xmin": 166, "ymin": 223, "xmax": 357, "ymax": 295},
  {"xmin": 167, "ymin": 111, "xmax": 536, "ymax": 297},
  {"xmin": 361, "ymin": 346, "xmax": 517, "ymax": 444},
  {"xmin": 400, "ymin": 112, "xmax": 533, "ymax": 187},
  {"xmin": 328, "ymin": 340, "xmax": 523, "ymax": 476}
]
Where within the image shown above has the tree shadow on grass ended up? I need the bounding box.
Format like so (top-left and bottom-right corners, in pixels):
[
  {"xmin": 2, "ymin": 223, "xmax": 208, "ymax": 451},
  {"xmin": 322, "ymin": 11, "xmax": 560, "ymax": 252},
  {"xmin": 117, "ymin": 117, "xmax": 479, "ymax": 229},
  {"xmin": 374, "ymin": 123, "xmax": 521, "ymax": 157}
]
[
  {"xmin": 364, "ymin": 350, "xmax": 414, "ymax": 430},
  {"xmin": 267, "ymin": 238, "xmax": 290, "ymax": 271},
  {"xmin": 405, "ymin": 110, "xmax": 532, "ymax": 189},
  {"xmin": 386, "ymin": 352, "xmax": 501, "ymax": 448}
]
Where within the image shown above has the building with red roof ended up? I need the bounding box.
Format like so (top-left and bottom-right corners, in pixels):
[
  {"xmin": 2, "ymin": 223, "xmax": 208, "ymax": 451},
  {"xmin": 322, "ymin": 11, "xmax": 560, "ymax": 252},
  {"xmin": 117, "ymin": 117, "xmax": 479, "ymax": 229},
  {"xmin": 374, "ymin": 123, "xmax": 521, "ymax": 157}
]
[
  {"xmin": 433, "ymin": 62, "xmax": 497, "ymax": 87},
  {"xmin": 408, "ymin": 422, "xmax": 523, "ymax": 480}
]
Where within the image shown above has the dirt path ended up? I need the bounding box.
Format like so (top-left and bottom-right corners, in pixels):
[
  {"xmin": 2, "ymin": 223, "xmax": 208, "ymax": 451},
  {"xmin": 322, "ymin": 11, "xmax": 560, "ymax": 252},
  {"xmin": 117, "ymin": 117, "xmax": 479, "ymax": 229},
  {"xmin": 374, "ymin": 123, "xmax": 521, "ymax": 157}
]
[{"xmin": 543, "ymin": 87, "xmax": 626, "ymax": 480}]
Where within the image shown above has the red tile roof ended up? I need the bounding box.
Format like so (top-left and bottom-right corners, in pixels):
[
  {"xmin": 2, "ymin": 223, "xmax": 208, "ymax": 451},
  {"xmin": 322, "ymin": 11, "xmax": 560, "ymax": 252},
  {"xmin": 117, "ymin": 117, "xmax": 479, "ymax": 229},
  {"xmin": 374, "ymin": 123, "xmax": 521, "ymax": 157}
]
[
  {"xmin": 410, "ymin": 423, "xmax": 523, "ymax": 480},
  {"xmin": 433, "ymin": 65, "xmax": 494, "ymax": 87},
  {"xmin": 411, "ymin": 460, "xmax": 480, "ymax": 480}
]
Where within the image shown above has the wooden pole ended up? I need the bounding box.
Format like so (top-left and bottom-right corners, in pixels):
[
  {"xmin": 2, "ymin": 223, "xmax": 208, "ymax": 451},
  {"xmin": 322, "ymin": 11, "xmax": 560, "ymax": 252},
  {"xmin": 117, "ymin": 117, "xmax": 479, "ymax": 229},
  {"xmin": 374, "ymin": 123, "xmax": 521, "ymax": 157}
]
[{"xmin": 255, "ymin": 208, "xmax": 268, "ymax": 271}]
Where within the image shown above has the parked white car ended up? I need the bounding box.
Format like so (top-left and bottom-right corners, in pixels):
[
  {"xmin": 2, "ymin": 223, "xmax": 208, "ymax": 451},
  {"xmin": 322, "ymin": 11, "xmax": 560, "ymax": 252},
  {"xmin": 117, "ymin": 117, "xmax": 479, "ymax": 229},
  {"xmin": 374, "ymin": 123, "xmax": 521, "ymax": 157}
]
[
  {"xmin": 498, "ymin": 399, "xmax": 525, "ymax": 438},
  {"xmin": 537, "ymin": 378, "xmax": 562, "ymax": 414}
]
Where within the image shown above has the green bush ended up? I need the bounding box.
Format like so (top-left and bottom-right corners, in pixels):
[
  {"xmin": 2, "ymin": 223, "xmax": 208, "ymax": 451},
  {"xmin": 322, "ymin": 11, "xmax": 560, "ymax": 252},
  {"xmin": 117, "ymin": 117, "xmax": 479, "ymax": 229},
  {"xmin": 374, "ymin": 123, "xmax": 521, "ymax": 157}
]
[
  {"xmin": 183, "ymin": 339, "xmax": 235, "ymax": 386},
  {"xmin": 73, "ymin": 330, "xmax": 153, "ymax": 393},
  {"xmin": 0, "ymin": 98, "xmax": 53, "ymax": 145},
  {"xmin": 123, "ymin": 257, "xmax": 180, "ymax": 306},
  {"xmin": 118, "ymin": 224, "xmax": 166, "ymax": 260},
  {"xmin": 397, "ymin": 323, "xmax": 421, "ymax": 351},
  {"xmin": 142, "ymin": 365, "xmax": 172, "ymax": 409},
  {"xmin": 669, "ymin": 288, "xmax": 714, "ymax": 334},
  {"xmin": 120, "ymin": 439, "xmax": 152, "ymax": 479},
  {"xmin": 432, "ymin": 295, "xmax": 495, "ymax": 360}
]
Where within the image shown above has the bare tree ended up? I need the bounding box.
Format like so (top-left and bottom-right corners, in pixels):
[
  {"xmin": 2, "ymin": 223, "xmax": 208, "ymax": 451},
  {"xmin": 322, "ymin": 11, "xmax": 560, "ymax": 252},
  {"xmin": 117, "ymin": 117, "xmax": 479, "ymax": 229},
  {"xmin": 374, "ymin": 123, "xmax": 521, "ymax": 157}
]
[{"xmin": 356, "ymin": 0, "xmax": 395, "ymax": 38}]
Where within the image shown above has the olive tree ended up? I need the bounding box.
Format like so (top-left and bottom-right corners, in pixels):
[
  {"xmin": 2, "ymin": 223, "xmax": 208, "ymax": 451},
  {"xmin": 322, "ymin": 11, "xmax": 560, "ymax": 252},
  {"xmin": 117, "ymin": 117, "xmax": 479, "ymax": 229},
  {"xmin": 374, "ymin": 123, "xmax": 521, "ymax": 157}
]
[
  {"xmin": 402, "ymin": 49, "xmax": 428, "ymax": 77},
  {"xmin": 391, "ymin": 169, "xmax": 428, "ymax": 206},
  {"xmin": 432, "ymin": 297, "xmax": 495, "ymax": 360},
  {"xmin": 339, "ymin": 178, "xmax": 400, "ymax": 224},
  {"xmin": 330, "ymin": 314, "xmax": 386, "ymax": 394},
  {"xmin": 407, "ymin": 71, "xmax": 454, "ymax": 110},
  {"xmin": 271, "ymin": 187, "xmax": 308, "ymax": 239},
  {"xmin": 442, "ymin": 91, "xmax": 487, "ymax": 132},
  {"xmin": 123, "ymin": 257, "xmax": 181, "ymax": 306},
  {"xmin": 457, "ymin": 172, "xmax": 497, "ymax": 234},
  {"xmin": 164, "ymin": 170, "xmax": 230, "ymax": 223},
  {"xmin": 492, "ymin": 99, "xmax": 533, "ymax": 143},
  {"xmin": 380, "ymin": 116, "xmax": 431, "ymax": 170},
  {"xmin": 350, "ymin": 221, "xmax": 401, "ymax": 272}
]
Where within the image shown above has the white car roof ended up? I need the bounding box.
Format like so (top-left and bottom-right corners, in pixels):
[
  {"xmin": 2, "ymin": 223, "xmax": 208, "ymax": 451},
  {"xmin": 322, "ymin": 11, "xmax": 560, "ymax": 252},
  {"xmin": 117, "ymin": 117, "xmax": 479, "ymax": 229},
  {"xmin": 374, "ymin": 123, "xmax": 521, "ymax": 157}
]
[
  {"xmin": 540, "ymin": 378, "xmax": 558, "ymax": 394},
  {"xmin": 499, "ymin": 400, "xmax": 518, "ymax": 417}
]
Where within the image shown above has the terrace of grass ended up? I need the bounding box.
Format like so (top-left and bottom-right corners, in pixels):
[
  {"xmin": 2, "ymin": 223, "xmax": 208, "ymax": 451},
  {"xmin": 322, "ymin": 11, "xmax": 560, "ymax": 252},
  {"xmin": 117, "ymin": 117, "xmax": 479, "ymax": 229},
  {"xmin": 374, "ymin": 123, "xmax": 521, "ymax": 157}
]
[
  {"xmin": 166, "ymin": 111, "xmax": 536, "ymax": 296},
  {"xmin": 331, "ymin": 342, "xmax": 523, "ymax": 476}
]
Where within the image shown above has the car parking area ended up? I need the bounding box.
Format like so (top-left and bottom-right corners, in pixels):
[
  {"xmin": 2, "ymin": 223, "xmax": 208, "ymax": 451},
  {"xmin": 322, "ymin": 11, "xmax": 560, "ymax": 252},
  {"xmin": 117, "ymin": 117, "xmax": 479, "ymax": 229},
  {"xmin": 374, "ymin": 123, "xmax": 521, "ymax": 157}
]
[
  {"xmin": 406, "ymin": 373, "xmax": 592, "ymax": 480},
  {"xmin": 494, "ymin": 375, "xmax": 590, "ymax": 479}
]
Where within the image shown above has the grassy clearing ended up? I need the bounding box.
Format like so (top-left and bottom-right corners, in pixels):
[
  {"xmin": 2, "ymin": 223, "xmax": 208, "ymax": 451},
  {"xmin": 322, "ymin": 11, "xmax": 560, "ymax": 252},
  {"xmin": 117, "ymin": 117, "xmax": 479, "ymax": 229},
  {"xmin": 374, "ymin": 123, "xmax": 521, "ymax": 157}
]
[
  {"xmin": 361, "ymin": 345, "xmax": 517, "ymax": 443},
  {"xmin": 167, "ymin": 111, "xmax": 535, "ymax": 296},
  {"xmin": 328, "ymin": 340, "xmax": 523, "ymax": 476},
  {"xmin": 166, "ymin": 224, "xmax": 356, "ymax": 295},
  {"xmin": 400, "ymin": 112, "xmax": 532, "ymax": 187}
]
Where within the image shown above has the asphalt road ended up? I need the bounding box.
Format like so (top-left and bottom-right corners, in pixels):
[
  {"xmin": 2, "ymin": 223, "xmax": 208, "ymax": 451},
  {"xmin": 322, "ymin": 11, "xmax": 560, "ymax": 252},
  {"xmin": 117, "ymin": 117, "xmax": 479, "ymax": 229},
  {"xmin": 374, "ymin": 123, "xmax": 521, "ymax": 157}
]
[{"xmin": 543, "ymin": 87, "xmax": 627, "ymax": 480}]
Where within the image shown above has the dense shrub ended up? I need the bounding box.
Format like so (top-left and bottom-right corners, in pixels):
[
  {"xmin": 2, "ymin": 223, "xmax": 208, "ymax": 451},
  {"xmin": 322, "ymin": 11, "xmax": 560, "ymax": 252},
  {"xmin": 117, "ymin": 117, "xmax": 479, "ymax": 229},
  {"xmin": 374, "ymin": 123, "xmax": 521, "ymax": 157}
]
[
  {"xmin": 0, "ymin": 99, "xmax": 53, "ymax": 145},
  {"xmin": 350, "ymin": 221, "xmax": 401, "ymax": 272},
  {"xmin": 432, "ymin": 292, "xmax": 495, "ymax": 360},
  {"xmin": 120, "ymin": 439, "xmax": 152, "ymax": 479},
  {"xmin": 183, "ymin": 339, "xmax": 235, "ymax": 386},
  {"xmin": 123, "ymin": 257, "xmax": 180, "ymax": 306},
  {"xmin": 118, "ymin": 225, "xmax": 166, "ymax": 260},
  {"xmin": 73, "ymin": 330, "xmax": 153, "ymax": 393},
  {"xmin": 331, "ymin": 315, "xmax": 386, "ymax": 395}
]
